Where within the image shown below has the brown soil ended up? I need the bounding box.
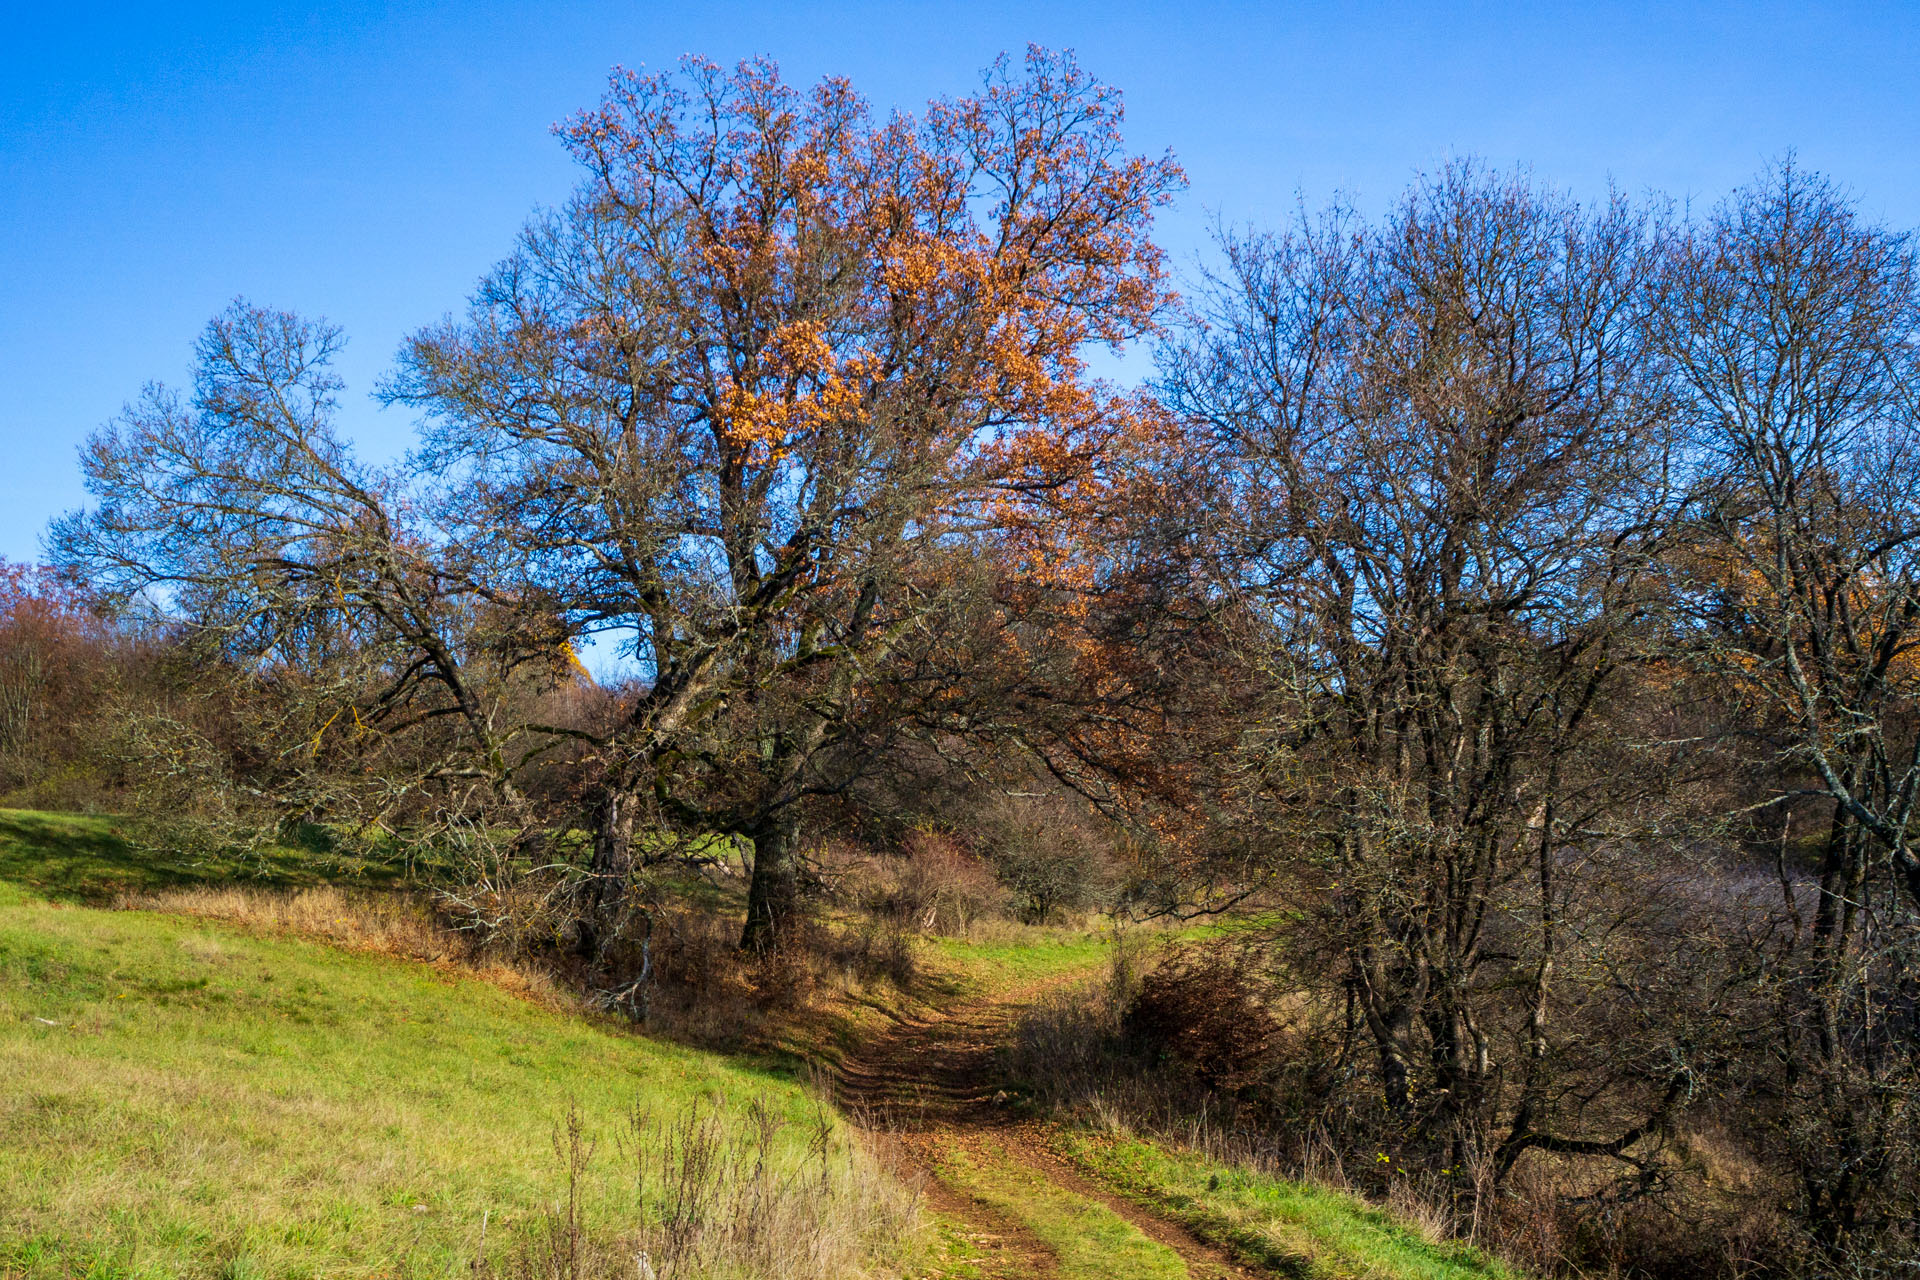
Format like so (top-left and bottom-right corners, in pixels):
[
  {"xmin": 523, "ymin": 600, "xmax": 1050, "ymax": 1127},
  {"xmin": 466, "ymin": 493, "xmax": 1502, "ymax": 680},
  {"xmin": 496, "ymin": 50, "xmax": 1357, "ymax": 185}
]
[{"xmin": 836, "ymin": 975, "xmax": 1259, "ymax": 1280}]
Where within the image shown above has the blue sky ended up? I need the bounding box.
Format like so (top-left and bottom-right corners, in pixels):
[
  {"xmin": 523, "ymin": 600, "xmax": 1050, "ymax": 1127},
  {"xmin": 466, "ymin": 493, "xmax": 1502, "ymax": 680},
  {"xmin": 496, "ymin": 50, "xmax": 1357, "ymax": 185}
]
[{"xmin": 6, "ymin": 1, "xmax": 1920, "ymax": 567}]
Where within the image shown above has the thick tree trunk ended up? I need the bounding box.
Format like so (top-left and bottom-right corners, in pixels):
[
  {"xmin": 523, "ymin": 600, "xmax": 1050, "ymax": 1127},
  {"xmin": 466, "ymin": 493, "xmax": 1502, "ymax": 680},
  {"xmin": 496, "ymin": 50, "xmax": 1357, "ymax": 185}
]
[
  {"xmin": 1358, "ymin": 974, "xmax": 1420, "ymax": 1116},
  {"xmin": 578, "ymin": 788, "xmax": 637, "ymax": 960},
  {"xmin": 1802, "ymin": 798, "xmax": 1874, "ymax": 1258},
  {"xmin": 740, "ymin": 815, "xmax": 801, "ymax": 956}
]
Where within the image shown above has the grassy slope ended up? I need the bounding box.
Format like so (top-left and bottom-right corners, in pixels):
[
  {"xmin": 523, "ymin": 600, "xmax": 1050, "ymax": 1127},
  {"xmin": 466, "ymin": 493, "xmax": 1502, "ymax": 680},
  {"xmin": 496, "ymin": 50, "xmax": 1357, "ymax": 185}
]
[
  {"xmin": 1056, "ymin": 1133, "xmax": 1516, "ymax": 1280},
  {"xmin": 0, "ymin": 810, "xmax": 1520, "ymax": 1280},
  {"xmin": 0, "ymin": 810, "xmax": 381, "ymax": 904},
  {"xmin": 0, "ymin": 812, "xmax": 856, "ymax": 1280}
]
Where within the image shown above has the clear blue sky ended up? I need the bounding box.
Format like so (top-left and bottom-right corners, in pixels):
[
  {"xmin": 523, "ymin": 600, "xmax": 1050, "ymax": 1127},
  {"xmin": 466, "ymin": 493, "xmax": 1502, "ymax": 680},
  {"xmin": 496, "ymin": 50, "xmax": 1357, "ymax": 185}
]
[{"xmin": 7, "ymin": 1, "xmax": 1920, "ymax": 566}]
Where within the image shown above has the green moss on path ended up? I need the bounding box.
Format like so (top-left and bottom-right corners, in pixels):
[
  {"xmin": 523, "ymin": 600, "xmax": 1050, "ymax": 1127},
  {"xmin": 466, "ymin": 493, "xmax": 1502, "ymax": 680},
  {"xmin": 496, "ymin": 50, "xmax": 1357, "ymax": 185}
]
[{"xmin": 937, "ymin": 1140, "xmax": 1189, "ymax": 1280}]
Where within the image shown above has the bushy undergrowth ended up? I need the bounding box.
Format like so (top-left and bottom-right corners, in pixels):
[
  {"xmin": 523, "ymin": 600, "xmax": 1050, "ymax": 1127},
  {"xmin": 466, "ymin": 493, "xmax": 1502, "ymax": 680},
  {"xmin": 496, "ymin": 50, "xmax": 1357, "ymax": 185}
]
[
  {"xmin": 407, "ymin": 827, "xmax": 931, "ymax": 1054},
  {"xmin": 1122, "ymin": 944, "xmax": 1284, "ymax": 1099},
  {"xmin": 1006, "ymin": 935, "xmax": 1811, "ymax": 1280},
  {"xmin": 830, "ymin": 828, "xmax": 1012, "ymax": 937}
]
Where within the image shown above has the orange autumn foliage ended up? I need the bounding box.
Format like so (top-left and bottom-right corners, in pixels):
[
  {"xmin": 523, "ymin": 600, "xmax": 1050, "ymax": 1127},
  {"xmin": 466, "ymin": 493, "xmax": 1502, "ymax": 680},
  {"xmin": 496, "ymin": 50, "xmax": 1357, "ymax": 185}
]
[{"xmin": 550, "ymin": 47, "xmax": 1183, "ymax": 574}]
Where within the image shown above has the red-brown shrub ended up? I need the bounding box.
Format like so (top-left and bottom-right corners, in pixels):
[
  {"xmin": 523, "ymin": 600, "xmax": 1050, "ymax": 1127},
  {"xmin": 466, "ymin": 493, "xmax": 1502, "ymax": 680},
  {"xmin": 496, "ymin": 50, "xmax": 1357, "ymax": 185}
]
[{"xmin": 1123, "ymin": 944, "xmax": 1282, "ymax": 1098}]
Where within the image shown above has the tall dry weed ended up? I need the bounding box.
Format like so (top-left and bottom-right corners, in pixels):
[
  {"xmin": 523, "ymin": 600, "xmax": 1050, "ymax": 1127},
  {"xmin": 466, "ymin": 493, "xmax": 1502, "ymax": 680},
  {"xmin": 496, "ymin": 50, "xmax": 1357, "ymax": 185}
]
[{"xmin": 481, "ymin": 1095, "xmax": 921, "ymax": 1280}]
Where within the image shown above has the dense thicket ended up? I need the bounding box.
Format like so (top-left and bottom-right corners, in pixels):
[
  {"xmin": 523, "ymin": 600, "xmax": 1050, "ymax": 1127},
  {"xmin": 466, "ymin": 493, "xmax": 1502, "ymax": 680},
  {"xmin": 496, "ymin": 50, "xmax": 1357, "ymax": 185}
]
[
  {"xmin": 25, "ymin": 49, "xmax": 1920, "ymax": 1276},
  {"xmin": 1142, "ymin": 159, "xmax": 1920, "ymax": 1273}
]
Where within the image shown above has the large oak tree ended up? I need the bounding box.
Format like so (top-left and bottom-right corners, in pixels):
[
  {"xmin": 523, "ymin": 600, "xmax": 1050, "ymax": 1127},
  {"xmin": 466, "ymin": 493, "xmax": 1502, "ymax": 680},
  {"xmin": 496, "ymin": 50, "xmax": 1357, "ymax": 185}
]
[{"xmin": 53, "ymin": 48, "xmax": 1180, "ymax": 955}]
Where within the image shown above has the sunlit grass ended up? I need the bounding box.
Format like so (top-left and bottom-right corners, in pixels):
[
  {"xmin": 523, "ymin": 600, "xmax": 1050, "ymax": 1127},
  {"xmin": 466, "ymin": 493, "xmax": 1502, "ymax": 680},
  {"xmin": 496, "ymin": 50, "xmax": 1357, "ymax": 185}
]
[
  {"xmin": 0, "ymin": 817, "xmax": 901, "ymax": 1279},
  {"xmin": 1058, "ymin": 1131, "xmax": 1518, "ymax": 1280},
  {"xmin": 936, "ymin": 1139, "xmax": 1188, "ymax": 1280},
  {"xmin": 0, "ymin": 808, "xmax": 388, "ymax": 904},
  {"xmin": 0, "ymin": 809, "xmax": 1499, "ymax": 1279},
  {"xmin": 923, "ymin": 925, "xmax": 1113, "ymax": 987}
]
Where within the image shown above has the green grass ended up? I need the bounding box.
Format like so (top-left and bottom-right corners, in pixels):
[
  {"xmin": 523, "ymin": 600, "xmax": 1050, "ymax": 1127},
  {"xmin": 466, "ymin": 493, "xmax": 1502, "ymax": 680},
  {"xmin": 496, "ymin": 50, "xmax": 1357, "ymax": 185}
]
[
  {"xmin": 922, "ymin": 912, "xmax": 1261, "ymax": 994},
  {"xmin": 1056, "ymin": 1131, "xmax": 1517, "ymax": 1280},
  {"xmin": 0, "ymin": 809, "xmax": 1516, "ymax": 1280},
  {"xmin": 921, "ymin": 924, "xmax": 1140, "ymax": 995},
  {"xmin": 0, "ymin": 817, "xmax": 884, "ymax": 1279},
  {"xmin": 937, "ymin": 1141, "xmax": 1188, "ymax": 1280},
  {"xmin": 0, "ymin": 809, "xmax": 401, "ymax": 904}
]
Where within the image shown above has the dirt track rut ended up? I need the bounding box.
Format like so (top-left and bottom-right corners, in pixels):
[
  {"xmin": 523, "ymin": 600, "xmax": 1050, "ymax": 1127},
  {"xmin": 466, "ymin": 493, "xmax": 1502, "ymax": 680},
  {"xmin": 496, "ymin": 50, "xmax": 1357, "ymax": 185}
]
[{"xmin": 837, "ymin": 978, "xmax": 1257, "ymax": 1280}]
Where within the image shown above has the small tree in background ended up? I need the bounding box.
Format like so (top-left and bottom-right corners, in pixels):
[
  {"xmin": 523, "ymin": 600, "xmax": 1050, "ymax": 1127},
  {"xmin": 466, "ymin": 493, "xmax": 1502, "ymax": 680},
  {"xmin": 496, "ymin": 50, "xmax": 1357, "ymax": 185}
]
[{"xmin": 976, "ymin": 796, "xmax": 1112, "ymax": 923}]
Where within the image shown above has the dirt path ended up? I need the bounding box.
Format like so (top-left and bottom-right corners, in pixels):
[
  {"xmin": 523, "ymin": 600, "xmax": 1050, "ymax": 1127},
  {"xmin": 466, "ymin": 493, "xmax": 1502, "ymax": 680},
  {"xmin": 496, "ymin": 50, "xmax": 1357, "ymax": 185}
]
[{"xmin": 837, "ymin": 975, "xmax": 1258, "ymax": 1280}]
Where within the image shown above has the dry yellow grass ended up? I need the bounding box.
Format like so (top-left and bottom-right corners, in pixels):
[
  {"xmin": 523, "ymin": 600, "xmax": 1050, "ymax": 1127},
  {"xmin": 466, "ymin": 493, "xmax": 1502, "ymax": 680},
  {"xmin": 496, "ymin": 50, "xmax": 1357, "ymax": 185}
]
[{"xmin": 116, "ymin": 882, "xmax": 573, "ymax": 1010}]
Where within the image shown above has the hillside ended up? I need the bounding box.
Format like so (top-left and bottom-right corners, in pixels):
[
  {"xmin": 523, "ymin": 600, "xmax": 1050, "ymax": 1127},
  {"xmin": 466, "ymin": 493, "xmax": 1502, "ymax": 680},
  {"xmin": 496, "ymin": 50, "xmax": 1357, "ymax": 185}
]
[
  {"xmin": 0, "ymin": 811, "xmax": 908, "ymax": 1278},
  {"xmin": 0, "ymin": 811, "xmax": 1522, "ymax": 1280}
]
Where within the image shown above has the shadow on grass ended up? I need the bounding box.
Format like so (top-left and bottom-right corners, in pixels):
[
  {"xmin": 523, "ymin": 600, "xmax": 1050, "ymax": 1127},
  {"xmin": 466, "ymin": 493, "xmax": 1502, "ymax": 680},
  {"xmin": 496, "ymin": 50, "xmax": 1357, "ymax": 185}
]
[{"xmin": 0, "ymin": 808, "xmax": 403, "ymax": 904}]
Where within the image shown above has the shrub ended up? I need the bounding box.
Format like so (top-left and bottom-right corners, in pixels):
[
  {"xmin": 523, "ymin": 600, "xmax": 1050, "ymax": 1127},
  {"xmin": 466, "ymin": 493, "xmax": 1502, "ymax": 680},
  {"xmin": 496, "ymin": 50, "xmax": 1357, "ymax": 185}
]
[
  {"xmin": 892, "ymin": 827, "xmax": 1010, "ymax": 933},
  {"xmin": 1122, "ymin": 945, "xmax": 1281, "ymax": 1099},
  {"xmin": 975, "ymin": 801, "xmax": 1111, "ymax": 924},
  {"xmin": 832, "ymin": 829, "xmax": 1009, "ymax": 936},
  {"xmin": 480, "ymin": 1095, "xmax": 922, "ymax": 1279},
  {"xmin": 1002, "ymin": 930, "xmax": 1228, "ymax": 1129}
]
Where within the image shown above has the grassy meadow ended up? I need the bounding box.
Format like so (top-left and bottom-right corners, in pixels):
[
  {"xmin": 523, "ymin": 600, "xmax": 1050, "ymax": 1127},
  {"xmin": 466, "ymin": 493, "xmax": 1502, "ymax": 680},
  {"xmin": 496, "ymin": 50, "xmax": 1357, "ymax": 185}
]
[
  {"xmin": 0, "ymin": 809, "xmax": 1530, "ymax": 1280},
  {"xmin": 0, "ymin": 811, "xmax": 911, "ymax": 1279},
  {"xmin": 1057, "ymin": 1131, "xmax": 1517, "ymax": 1280}
]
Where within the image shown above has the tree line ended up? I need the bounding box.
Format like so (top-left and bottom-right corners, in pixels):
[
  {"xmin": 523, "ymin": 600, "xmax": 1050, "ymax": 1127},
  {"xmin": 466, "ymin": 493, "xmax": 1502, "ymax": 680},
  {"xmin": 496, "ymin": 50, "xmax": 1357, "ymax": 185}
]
[{"xmin": 11, "ymin": 50, "xmax": 1920, "ymax": 1275}]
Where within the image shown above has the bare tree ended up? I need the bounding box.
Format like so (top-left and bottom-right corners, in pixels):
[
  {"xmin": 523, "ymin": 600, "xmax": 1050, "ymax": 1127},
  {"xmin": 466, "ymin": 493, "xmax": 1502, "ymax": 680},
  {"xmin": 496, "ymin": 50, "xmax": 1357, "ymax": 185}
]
[
  {"xmin": 49, "ymin": 305, "xmax": 538, "ymax": 834},
  {"xmin": 54, "ymin": 50, "xmax": 1181, "ymax": 958},
  {"xmin": 1162, "ymin": 164, "xmax": 1693, "ymax": 1185},
  {"xmin": 1661, "ymin": 159, "xmax": 1920, "ymax": 1259}
]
